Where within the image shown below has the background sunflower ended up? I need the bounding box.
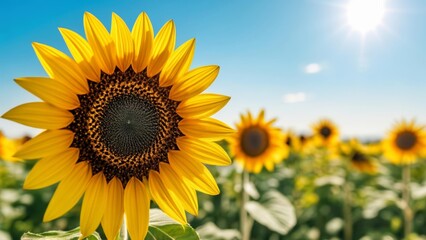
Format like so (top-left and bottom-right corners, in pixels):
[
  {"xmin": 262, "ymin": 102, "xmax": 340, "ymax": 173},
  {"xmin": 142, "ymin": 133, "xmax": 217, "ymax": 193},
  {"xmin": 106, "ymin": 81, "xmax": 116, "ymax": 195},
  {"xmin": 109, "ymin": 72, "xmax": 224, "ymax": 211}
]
[
  {"xmin": 311, "ymin": 119, "xmax": 340, "ymax": 148},
  {"xmin": 340, "ymin": 139, "xmax": 378, "ymax": 174},
  {"xmin": 229, "ymin": 110, "xmax": 288, "ymax": 173},
  {"xmin": 383, "ymin": 119, "xmax": 426, "ymax": 165}
]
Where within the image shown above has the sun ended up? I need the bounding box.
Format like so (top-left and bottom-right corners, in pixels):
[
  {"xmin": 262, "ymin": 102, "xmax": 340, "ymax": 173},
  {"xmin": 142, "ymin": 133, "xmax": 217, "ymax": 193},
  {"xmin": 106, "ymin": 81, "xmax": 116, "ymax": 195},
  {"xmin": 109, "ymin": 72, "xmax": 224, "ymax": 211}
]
[{"xmin": 347, "ymin": 0, "xmax": 385, "ymax": 34}]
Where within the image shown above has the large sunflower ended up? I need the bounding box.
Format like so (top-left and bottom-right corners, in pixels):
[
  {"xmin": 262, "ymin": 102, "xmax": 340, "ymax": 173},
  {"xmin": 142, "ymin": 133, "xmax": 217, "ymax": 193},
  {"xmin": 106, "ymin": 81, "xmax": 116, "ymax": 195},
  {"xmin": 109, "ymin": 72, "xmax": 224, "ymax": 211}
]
[
  {"xmin": 311, "ymin": 119, "xmax": 339, "ymax": 147},
  {"xmin": 383, "ymin": 119, "xmax": 426, "ymax": 165},
  {"xmin": 2, "ymin": 12, "xmax": 234, "ymax": 239},
  {"xmin": 229, "ymin": 110, "xmax": 288, "ymax": 173}
]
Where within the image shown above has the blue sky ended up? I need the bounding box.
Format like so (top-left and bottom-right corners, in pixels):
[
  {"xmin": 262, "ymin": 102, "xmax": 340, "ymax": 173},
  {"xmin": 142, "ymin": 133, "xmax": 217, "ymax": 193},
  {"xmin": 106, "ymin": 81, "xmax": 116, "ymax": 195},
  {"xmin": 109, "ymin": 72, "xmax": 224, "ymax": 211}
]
[{"xmin": 1, "ymin": 0, "xmax": 426, "ymax": 139}]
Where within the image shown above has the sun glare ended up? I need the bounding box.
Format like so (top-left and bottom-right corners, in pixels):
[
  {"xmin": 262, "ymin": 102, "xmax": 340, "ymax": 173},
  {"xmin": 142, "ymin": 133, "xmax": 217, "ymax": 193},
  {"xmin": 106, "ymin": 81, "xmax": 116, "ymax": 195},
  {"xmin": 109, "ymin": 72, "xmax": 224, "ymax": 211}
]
[{"xmin": 347, "ymin": 0, "xmax": 385, "ymax": 34}]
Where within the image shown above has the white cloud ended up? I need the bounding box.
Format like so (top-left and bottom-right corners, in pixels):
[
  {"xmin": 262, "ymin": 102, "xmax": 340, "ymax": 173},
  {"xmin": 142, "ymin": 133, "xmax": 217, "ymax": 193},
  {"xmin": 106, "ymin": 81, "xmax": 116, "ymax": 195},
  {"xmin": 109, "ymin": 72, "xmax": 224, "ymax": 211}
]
[
  {"xmin": 304, "ymin": 63, "xmax": 322, "ymax": 74},
  {"xmin": 283, "ymin": 92, "xmax": 307, "ymax": 103}
]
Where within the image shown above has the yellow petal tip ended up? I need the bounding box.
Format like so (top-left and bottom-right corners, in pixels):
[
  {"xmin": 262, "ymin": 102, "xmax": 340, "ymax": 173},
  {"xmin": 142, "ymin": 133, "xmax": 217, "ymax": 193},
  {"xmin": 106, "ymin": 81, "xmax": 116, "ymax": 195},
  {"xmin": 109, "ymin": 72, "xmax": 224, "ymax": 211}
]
[
  {"xmin": 22, "ymin": 181, "xmax": 31, "ymax": 190},
  {"xmin": 43, "ymin": 213, "xmax": 54, "ymax": 223}
]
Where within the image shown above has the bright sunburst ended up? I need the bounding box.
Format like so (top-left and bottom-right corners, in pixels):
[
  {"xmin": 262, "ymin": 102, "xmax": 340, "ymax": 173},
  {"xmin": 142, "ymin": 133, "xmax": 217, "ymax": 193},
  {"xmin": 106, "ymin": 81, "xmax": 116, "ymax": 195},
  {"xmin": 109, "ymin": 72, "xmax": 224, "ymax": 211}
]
[{"xmin": 347, "ymin": 0, "xmax": 385, "ymax": 34}]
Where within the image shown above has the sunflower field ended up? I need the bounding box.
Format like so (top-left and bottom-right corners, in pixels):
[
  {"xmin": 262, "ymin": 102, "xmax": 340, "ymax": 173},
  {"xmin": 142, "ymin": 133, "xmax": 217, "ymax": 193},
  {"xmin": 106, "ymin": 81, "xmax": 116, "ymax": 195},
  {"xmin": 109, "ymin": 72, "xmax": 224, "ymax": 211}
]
[
  {"xmin": 1, "ymin": 1, "xmax": 426, "ymax": 240},
  {"xmin": 1, "ymin": 116, "xmax": 426, "ymax": 240}
]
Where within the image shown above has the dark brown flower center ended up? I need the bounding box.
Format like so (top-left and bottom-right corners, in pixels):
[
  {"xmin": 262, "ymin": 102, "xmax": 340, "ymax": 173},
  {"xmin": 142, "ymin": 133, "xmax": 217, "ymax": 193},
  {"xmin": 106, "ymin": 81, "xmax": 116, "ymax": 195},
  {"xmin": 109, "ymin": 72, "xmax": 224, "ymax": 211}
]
[
  {"xmin": 99, "ymin": 94, "xmax": 159, "ymax": 156},
  {"xmin": 285, "ymin": 136, "xmax": 292, "ymax": 147},
  {"xmin": 320, "ymin": 126, "xmax": 332, "ymax": 139},
  {"xmin": 351, "ymin": 151, "xmax": 367, "ymax": 163},
  {"xmin": 68, "ymin": 67, "xmax": 183, "ymax": 186},
  {"xmin": 299, "ymin": 135, "xmax": 306, "ymax": 143},
  {"xmin": 240, "ymin": 126, "xmax": 269, "ymax": 157},
  {"xmin": 395, "ymin": 131, "xmax": 417, "ymax": 150}
]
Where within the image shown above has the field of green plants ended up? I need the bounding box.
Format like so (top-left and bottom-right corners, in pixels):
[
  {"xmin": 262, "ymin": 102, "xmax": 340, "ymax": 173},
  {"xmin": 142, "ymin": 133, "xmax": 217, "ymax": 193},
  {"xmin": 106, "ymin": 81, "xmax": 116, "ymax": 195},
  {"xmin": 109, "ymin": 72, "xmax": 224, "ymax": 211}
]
[{"xmin": 2, "ymin": 124, "xmax": 426, "ymax": 240}]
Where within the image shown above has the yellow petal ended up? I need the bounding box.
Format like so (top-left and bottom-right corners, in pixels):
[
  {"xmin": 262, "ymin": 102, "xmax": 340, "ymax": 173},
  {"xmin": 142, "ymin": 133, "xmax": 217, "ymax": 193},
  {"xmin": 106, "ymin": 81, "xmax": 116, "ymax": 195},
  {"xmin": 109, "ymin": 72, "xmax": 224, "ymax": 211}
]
[
  {"xmin": 257, "ymin": 109, "xmax": 265, "ymax": 124},
  {"xmin": 32, "ymin": 42, "xmax": 89, "ymax": 94},
  {"xmin": 169, "ymin": 65, "xmax": 219, "ymax": 101},
  {"xmin": 247, "ymin": 111, "xmax": 253, "ymax": 125},
  {"xmin": 2, "ymin": 102, "xmax": 74, "ymax": 129},
  {"xmin": 24, "ymin": 148, "xmax": 79, "ymax": 189},
  {"xmin": 15, "ymin": 77, "xmax": 80, "ymax": 110},
  {"xmin": 176, "ymin": 137, "xmax": 231, "ymax": 166},
  {"xmin": 59, "ymin": 28, "xmax": 100, "ymax": 82},
  {"xmin": 266, "ymin": 118, "xmax": 277, "ymax": 126},
  {"xmin": 124, "ymin": 177, "xmax": 150, "ymax": 240},
  {"xmin": 0, "ymin": 137, "xmax": 21, "ymax": 162},
  {"xmin": 44, "ymin": 162, "xmax": 92, "ymax": 222},
  {"xmin": 80, "ymin": 173, "xmax": 108, "ymax": 238},
  {"xmin": 148, "ymin": 170, "xmax": 187, "ymax": 224},
  {"xmin": 147, "ymin": 20, "xmax": 175, "ymax": 77},
  {"xmin": 13, "ymin": 130, "xmax": 74, "ymax": 159},
  {"xmin": 102, "ymin": 177, "xmax": 124, "ymax": 240},
  {"xmin": 244, "ymin": 158, "xmax": 255, "ymax": 173},
  {"xmin": 177, "ymin": 94, "xmax": 230, "ymax": 119},
  {"xmin": 179, "ymin": 118, "xmax": 235, "ymax": 140},
  {"xmin": 240, "ymin": 113, "xmax": 248, "ymax": 126},
  {"xmin": 159, "ymin": 38, "xmax": 195, "ymax": 87},
  {"xmin": 111, "ymin": 13, "xmax": 133, "ymax": 72},
  {"xmin": 131, "ymin": 12, "xmax": 153, "ymax": 73},
  {"xmin": 254, "ymin": 160, "xmax": 265, "ymax": 173},
  {"xmin": 168, "ymin": 150, "xmax": 219, "ymax": 195},
  {"xmin": 159, "ymin": 163, "xmax": 198, "ymax": 216},
  {"xmin": 84, "ymin": 12, "xmax": 116, "ymax": 74}
]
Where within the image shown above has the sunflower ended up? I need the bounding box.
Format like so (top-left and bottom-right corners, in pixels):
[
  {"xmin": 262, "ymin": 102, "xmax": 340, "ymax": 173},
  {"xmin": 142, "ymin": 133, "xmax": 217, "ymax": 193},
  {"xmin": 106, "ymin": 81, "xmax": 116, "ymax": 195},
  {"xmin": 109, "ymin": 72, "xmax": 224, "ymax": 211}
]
[
  {"xmin": 284, "ymin": 130, "xmax": 312, "ymax": 154},
  {"xmin": 2, "ymin": 12, "xmax": 234, "ymax": 240},
  {"xmin": 312, "ymin": 119, "xmax": 339, "ymax": 147},
  {"xmin": 291, "ymin": 133, "xmax": 313, "ymax": 155},
  {"xmin": 365, "ymin": 141, "xmax": 383, "ymax": 156},
  {"xmin": 0, "ymin": 131, "xmax": 26, "ymax": 162},
  {"xmin": 383, "ymin": 119, "xmax": 426, "ymax": 165},
  {"xmin": 340, "ymin": 139, "xmax": 378, "ymax": 174},
  {"xmin": 284, "ymin": 130, "xmax": 298, "ymax": 149},
  {"xmin": 229, "ymin": 110, "xmax": 288, "ymax": 173}
]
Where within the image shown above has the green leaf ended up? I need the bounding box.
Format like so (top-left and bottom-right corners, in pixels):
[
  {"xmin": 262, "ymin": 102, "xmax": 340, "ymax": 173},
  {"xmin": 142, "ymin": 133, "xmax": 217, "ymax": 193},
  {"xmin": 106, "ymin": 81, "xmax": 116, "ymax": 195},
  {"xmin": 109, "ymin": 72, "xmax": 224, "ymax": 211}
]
[
  {"xmin": 21, "ymin": 227, "xmax": 101, "ymax": 240},
  {"xmin": 146, "ymin": 208, "xmax": 200, "ymax": 240},
  {"xmin": 196, "ymin": 222, "xmax": 240, "ymax": 240},
  {"xmin": 243, "ymin": 181, "xmax": 259, "ymax": 199},
  {"xmin": 314, "ymin": 175, "xmax": 344, "ymax": 187},
  {"xmin": 362, "ymin": 189, "xmax": 398, "ymax": 219},
  {"xmin": 20, "ymin": 209, "xmax": 199, "ymax": 240},
  {"xmin": 245, "ymin": 190, "xmax": 296, "ymax": 235}
]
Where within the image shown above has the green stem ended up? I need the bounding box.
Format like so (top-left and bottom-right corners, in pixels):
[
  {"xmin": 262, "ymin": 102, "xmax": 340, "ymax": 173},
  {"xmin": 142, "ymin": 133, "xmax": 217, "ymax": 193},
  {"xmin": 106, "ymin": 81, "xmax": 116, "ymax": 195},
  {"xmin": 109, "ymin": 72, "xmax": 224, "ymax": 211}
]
[
  {"xmin": 343, "ymin": 179, "xmax": 352, "ymax": 240},
  {"xmin": 119, "ymin": 215, "xmax": 128, "ymax": 240},
  {"xmin": 402, "ymin": 165, "xmax": 412, "ymax": 238},
  {"xmin": 0, "ymin": 177, "xmax": 2, "ymax": 226},
  {"xmin": 240, "ymin": 170, "xmax": 250, "ymax": 240}
]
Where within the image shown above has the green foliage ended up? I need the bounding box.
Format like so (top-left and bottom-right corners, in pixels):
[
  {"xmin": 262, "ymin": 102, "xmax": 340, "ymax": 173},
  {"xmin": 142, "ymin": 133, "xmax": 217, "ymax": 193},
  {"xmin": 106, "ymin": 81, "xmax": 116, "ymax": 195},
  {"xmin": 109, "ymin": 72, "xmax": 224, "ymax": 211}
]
[
  {"xmin": 19, "ymin": 209, "xmax": 199, "ymax": 240},
  {"xmin": 0, "ymin": 160, "xmax": 81, "ymax": 240},
  {"xmin": 2, "ymin": 142, "xmax": 426, "ymax": 239},
  {"xmin": 196, "ymin": 222, "xmax": 240, "ymax": 240},
  {"xmin": 146, "ymin": 209, "xmax": 199, "ymax": 240},
  {"xmin": 21, "ymin": 227, "xmax": 101, "ymax": 240},
  {"xmin": 245, "ymin": 190, "xmax": 296, "ymax": 235}
]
